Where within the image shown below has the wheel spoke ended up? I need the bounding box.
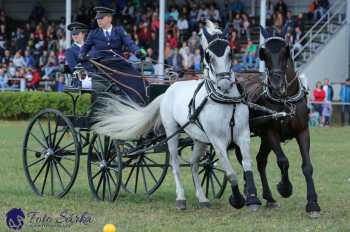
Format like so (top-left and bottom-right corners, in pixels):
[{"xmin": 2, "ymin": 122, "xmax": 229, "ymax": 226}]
[
  {"xmin": 102, "ymin": 173, "xmax": 106, "ymax": 201},
  {"xmin": 33, "ymin": 159, "xmax": 48, "ymax": 184},
  {"xmin": 205, "ymin": 170, "xmax": 210, "ymax": 197},
  {"xmin": 26, "ymin": 157, "xmax": 45, "ymax": 168},
  {"xmin": 95, "ymin": 173, "xmax": 104, "ymax": 195},
  {"xmin": 41, "ymin": 161, "xmax": 50, "ymax": 195},
  {"xmin": 30, "ymin": 132, "xmax": 48, "ymax": 149},
  {"xmin": 54, "ymin": 142, "xmax": 75, "ymax": 154},
  {"xmin": 52, "ymin": 155, "xmax": 75, "ymax": 162},
  {"xmin": 142, "ymin": 160, "xmax": 157, "ymax": 184},
  {"xmin": 134, "ymin": 165, "xmax": 140, "ymax": 193},
  {"xmin": 124, "ymin": 165, "xmax": 136, "ymax": 187},
  {"xmin": 213, "ymin": 167, "xmax": 225, "ymax": 174},
  {"xmin": 105, "ymin": 172, "xmax": 113, "ymax": 200},
  {"xmin": 47, "ymin": 113, "xmax": 53, "ymax": 147},
  {"xmin": 210, "ymin": 173, "xmax": 216, "ymax": 197},
  {"xmin": 198, "ymin": 167, "xmax": 205, "ymax": 175},
  {"xmin": 140, "ymin": 164, "xmax": 148, "ymax": 193},
  {"xmin": 37, "ymin": 120, "xmax": 49, "ymax": 147},
  {"xmin": 212, "ymin": 170, "xmax": 223, "ymax": 189},
  {"xmin": 52, "ymin": 115, "xmax": 59, "ymax": 146},
  {"xmin": 143, "ymin": 156, "xmax": 162, "ymax": 168},
  {"xmin": 107, "ymin": 169, "xmax": 118, "ymax": 187},
  {"xmin": 50, "ymin": 161, "xmax": 54, "ymax": 195},
  {"xmin": 53, "ymin": 160, "xmax": 65, "ymax": 192},
  {"xmin": 56, "ymin": 160, "xmax": 73, "ymax": 178},
  {"xmin": 54, "ymin": 127, "xmax": 68, "ymax": 150},
  {"xmin": 24, "ymin": 147, "xmax": 43, "ymax": 154},
  {"xmin": 92, "ymin": 144, "xmax": 104, "ymax": 162},
  {"xmin": 92, "ymin": 169, "xmax": 103, "ymax": 180},
  {"xmin": 201, "ymin": 170, "xmax": 208, "ymax": 186}
]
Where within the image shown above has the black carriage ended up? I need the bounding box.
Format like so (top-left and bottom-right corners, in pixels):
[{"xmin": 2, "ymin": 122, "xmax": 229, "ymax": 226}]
[{"xmin": 22, "ymin": 59, "xmax": 228, "ymax": 202}]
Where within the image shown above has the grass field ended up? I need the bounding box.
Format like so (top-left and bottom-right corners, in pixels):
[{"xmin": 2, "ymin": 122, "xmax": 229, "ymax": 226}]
[{"xmin": 0, "ymin": 120, "xmax": 349, "ymax": 232}]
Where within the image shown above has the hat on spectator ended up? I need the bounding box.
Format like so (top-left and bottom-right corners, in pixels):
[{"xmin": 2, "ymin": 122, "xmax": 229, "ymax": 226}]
[
  {"xmin": 94, "ymin": 6, "xmax": 115, "ymax": 20},
  {"xmin": 67, "ymin": 22, "xmax": 89, "ymax": 35}
]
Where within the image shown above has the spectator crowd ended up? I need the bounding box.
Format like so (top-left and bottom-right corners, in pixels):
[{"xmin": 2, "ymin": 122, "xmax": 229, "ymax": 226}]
[{"xmin": 0, "ymin": 0, "xmax": 327, "ymax": 92}]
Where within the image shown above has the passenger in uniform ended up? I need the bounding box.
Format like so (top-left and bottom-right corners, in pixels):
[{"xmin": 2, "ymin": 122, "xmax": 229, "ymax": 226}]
[
  {"xmin": 65, "ymin": 22, "xmax": 92, "ymax": 89},
  {"xmin": 79, "ymin": 6, "xmax": 147, "ymax": 104}
]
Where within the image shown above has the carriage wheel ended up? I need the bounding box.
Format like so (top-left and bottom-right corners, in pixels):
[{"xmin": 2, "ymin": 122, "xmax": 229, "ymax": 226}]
[
  {"xmin": 198, "ymin": 146, "xmax": 227, "ymax": 199},
  {"xmin": 87, "ymin": 134, "xmax": 122, "ymax": 202},
  {"xmin": 23, "ymin": 109, "xmax": 80, "ymax": 198},
  {"xmin": 118, "ymin": 140, "xmax": 170, "ymax": 196}
]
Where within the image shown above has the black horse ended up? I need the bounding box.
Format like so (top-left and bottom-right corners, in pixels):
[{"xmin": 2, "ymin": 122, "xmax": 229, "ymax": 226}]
[{"xmin": 235, "ymin": 26, "xmax": 321, "ymax": 217}]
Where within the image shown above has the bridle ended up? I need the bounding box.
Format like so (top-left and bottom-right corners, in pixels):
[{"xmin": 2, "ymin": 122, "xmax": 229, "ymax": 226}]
[{"xmin": 203, "ymin": 37, "xmax": 234, "ymax": 87}]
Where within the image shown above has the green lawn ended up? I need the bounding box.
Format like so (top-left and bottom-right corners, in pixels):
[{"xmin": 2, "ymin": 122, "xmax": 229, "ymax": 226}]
[{"xmin": 0, "ymin": 121, "xmax": 349, "ymax": 232}]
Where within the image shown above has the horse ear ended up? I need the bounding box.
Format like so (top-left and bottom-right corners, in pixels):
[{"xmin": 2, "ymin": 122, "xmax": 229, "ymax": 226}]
[
  {"xmin": 259, "ymin": 48, "xmax": 266, "ymax": 61},
  {"xmin": 260, "ymin": 25, "xmax": 270, "ymax": 39}
]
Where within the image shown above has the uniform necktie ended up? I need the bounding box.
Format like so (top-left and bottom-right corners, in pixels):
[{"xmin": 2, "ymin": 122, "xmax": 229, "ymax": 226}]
[{"xmin": 105, "ymin": 31, "xmax": 110, "ymax": 41}]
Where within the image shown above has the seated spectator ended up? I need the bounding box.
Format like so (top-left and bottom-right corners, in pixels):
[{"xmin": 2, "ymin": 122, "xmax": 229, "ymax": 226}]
[
  {"xmin": 232, "ymin": 59, "xmax": 245, "ymax": 73},
  {"xmin": 188, "ymin": 3, "xmax": 199, "ymax": 31},
  {"xmin": 1, "ymin": 50, "xmax": 12, "ymax": 65},
  {"xmin": 168, "ymin": 6, "xmax": 179, "ymax": 21},
  {"xmin": 188, "ymin": 31, "xmax": 200, "ymax": 54},
  {"xmin": 167, "ymin": 48, "xmax": 183, "ymax": 73},
  {"xmin": 197, "ymin": 4, "xmax": 209, "ymax": 22},
  {"xmin": 242, "ymin": 40, "xmax": 258, "ymax": 69},
  {"xmin": 7, "ymin": 61, "xmax": 16, "ymax": 77},
  {"xmin": 30, "ymin": 1, "xmax": 46, "ymax": 22},
  {"xmin": 13, "ymin": 50, "xmax": 26, "ymax": 68},
  {"xmin": 177, "ymin": 14, "xmax": 189, "ymax": 42},
  {"xmin": 285, "ymin": 10, "xmax": 294, "ymax": 32},
  {"xmin": 232, "ymin": 13, "xmax": 241, "ymax": 37},
  {"xmin": 312, "ymin": 81, "xmax": 326, "ymax": 121},
  {"xmin": 208, "ymin": 4, "xmax": 221, "ymax": 22},
  {"xmin": 138, "ymin": 23, "xmax": 152, "ymax": 47},
  {"xmin": 229, "ymin": 31, "xmax": 239, "ymax": 53},
  {"xmin": 193, "ymin": 48, "xmax": 201, "ymax": 73},
  {"xmin": 179, "ymin": 41, "xmax": 193, "ymax": 71},
  {"xmin": 166, "ymin": 32, "xmax": 178, "ymax": 49},
  {"xmin": 24, "ymin": 50, "xmax": 35, "ymax": 68},
  {"xmin": 0, "ymin": 67, "xmax": 8, "ymax": 90},
  {"xmin": 241, "ymin": 13, "xmax": 251, "ymax": 40},
  {"xmin": 293, "ymin": 27, "xmax": 303, "ymax": 53},
  {"xmin": 295, "ymin": 13, "xmax": 304, "ymax": 31},
  {"xmin": 339, "ymin": 78, "xmax": 350, "ymax": 125},
  {"xmin": 27, "ymin": 67, "xmax": 41, "ymax": 90},
  {"xmin": 56, "ymin": 73, "xmax": 65, "ymax": 92}
]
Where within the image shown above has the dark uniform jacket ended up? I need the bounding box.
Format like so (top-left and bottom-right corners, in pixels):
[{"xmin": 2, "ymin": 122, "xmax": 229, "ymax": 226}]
[{"xmin": 65, "ymin": 43, "xmax": 81, "ymax": 73}]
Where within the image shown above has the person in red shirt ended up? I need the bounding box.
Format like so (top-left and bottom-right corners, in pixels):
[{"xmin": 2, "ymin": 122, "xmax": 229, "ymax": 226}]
[
  {"xmin": 27, "ymin": 67, "xmax": 41, "ymax": 90},
  {"xmin": 166, "ymin": 32, "xmax": 178, "ymax": 49},
  {"xmin": 312, "ymin": 80, "xmax": 325, "ymax": 121}
]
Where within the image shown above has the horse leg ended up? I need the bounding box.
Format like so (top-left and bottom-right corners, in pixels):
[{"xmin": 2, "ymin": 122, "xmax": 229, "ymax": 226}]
[
  {"xmin": 190, "ymin": 141, "xmax": 210, "ymax": 207},
  {"xmin": 165, "ymin": 124, "xmax": 186, "ymax": 210},
  {"xmin": 234, "ymin": 127, "xmax": 261, "ymax": 211},
  {"xmin": 267, "ymin": 131, "xmax": 293, "ymax": 198},
  {"xmin": 210, "ymin": 138, "xmax": 245, "ymax": 209},
  {"xmin": 256, "ymin": 138, "xmax": 279, "ymax": 208},
  {"xmin": 296, "ymin": 129, "xmax": 321, "ymax": 217}
]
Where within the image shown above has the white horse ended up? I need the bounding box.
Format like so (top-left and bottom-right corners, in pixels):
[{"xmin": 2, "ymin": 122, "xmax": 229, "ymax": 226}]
[{"xmin": 92, "ymin": 20, "xmax": 261, "ymax": 210}]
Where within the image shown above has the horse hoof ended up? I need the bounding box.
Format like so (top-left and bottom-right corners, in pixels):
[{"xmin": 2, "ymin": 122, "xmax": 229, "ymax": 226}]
[
  {"xmin": 199, "ymin": 201, "xmax": 211, "ymax": 208},
  {"xmin": 266, "ymin": 201, "xmax": 280, "ymax": 209},
  {"xmin": 176, "ymin": 200, "xmax": 187, "ymax": 210},
  {"xmin": 308, "ymin": 211, "xmax": 321, "ymax": 219},
  {"xmin": 277, "ymin": 181, "xmax": 293, "ymax": 198},
  {"xmin": 306, "ymin": 201, "xmax": 321, "ymax": 214},
  {"xmin": 248, "ymin": 204, "xmax": 260, "ymax": 212},
  {"xmin": 229, "ymin": 194, "xmax": 245, "ymax": 209}
]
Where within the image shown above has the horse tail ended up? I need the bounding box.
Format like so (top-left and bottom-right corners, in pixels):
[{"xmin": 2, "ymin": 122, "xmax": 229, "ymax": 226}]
[{"xmin": 92, "ymin": 95, "xmax": 163, "ymax": 140}]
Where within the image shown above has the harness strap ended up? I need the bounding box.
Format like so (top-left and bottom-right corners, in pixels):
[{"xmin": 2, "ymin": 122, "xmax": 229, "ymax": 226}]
[
  {"xmin": 230, "ymin": 105, "xmax": 236, "ymax": 144},
  {"xmin": 188, "ymin": 80, "xmax": 207, "ymax": 131}
]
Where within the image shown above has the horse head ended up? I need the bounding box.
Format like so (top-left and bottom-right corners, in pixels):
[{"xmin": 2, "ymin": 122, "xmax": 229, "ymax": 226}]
[
  {"xmin": 259, "ymin": 25, "xmax": 293, "ymax": 98},
  {"xmin": 199, "ymin": 20, "xmax": 234, "ymax": 94}
]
